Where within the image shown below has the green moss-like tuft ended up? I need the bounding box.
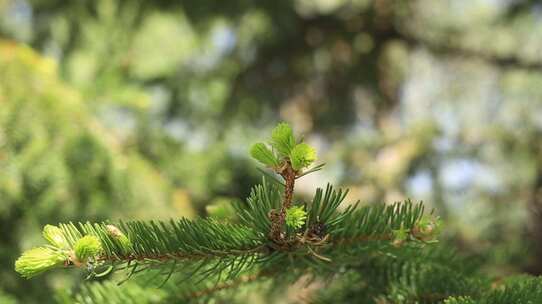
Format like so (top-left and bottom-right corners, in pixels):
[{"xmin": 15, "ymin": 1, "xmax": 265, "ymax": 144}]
[
  {"xmin": 285, "ymin": 205, "xmax": 307, "ymax": 229},
  {"xmin": 74, "ymin": 235, "xmax": 103, "ymax": 262},
  {"xmin": 15, "ymin": 247, "xmax": 67, "ymax": 279}
]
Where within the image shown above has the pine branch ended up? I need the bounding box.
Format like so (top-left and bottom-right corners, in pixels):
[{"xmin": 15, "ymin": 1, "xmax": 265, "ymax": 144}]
[
  {"xmin": 444, "ymin": 276, "xmax": 542, "ymax": 304},
  {"xmin": 15, "ymin": 218, "xmax": 267, "ymax": 281},
  {"xmin": 69, "ymin": 281, "xmax": 168, "ymax": 304},
  {"xmin": 186, "ymin": 271, "xmax": 265, "ymax": 299},
  {"xmin": 309, "ymin": 246, "xmax": 487, "ymax": 304},
  {"xmin": 63, "ymin": 268, "xmax": 280, "ymax": 304},
  {"xmin": 15, "ymin": 179, "xmax": 436, "ymax": 282},
  {"xmin": 15, "ymin": 122, "xmax": 446, "ymax": 302},
  {"xmin": 82, "ymin": 219, "xmax": 263, "ymax": 262}
]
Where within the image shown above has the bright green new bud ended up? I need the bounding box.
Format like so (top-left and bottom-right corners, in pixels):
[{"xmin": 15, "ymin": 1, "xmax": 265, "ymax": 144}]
[
  {"xmin": 250, "ymin": 143, "xmax": 280, "ymax": 167},
  {"xmin": 15, "ymin": 247, "xmax": 67, "ymax": 279},
  {"xmin": 74, "ymin": 235, "xmax": 103, "ymax": 262},
  {"xmin": 413, "ymin": 215, "xmax": 442, "ymax": 242},
  {"xmin": 285, "ymin": 205, "xmax": 307, "ymax": 229},
  {"xmin": 106, "ymin": 225, "xmax": 132, "ymax": 255},
  {"xmin": 271, "ymin": 122, "xmax": 296, "ymax": 156},
  {"xmin": 43, "ymin": 225, "xmax": 69, "ymax": 249},
  {"xmin": 290, "ymin": 143, "xmax": 316, "ymax": 171}
]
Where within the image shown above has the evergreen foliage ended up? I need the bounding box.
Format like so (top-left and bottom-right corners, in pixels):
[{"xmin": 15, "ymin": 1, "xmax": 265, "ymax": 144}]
[
  {"xmin": 270, "ymin": 122, "xmax": 297, "ymax": 157},
  {"xmin": 249, "ymin": 143, "xmax": 280, "ymax": 168},
  {"xmin": 4, "ymin": 1, "xmax": 542, "ymax": 302},
  {"xmin": 285, "ymin": 205, "xmax": 307, "ymax": 229},
  {"xmin": 290, "ymin": 143, "xmax": 317, "ymax": 171},
  {"xmin": 444, "ymin": 276, "xmax": 542, "ymax": 304},
  {"xmin": 15, "ymin": 247, "xmax": 66, "ymax": 279},
  {"xmin": 0, "ymin": 41, "xmax": 174, "ymax": 301},
  {"xmin": 14, "ymin": 122, "xmax": 542, "ymax": 302}
]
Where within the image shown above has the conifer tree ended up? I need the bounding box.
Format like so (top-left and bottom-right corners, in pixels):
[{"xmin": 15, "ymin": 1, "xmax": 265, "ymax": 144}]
[{"xmin": 15, "ymin": 123, "xmax": 542, "ymax": 303}]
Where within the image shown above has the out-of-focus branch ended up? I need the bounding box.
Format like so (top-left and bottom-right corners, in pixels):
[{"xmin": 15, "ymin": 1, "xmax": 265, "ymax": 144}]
[{"xmin": 395, "ymin": 28, "xmax": 542, "ymax": 72}]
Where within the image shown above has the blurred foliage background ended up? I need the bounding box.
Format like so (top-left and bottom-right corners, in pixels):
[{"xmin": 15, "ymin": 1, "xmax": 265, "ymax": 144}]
[{"xmin": 1, "ymin": 0, "xmax": 542, "ymax": 302}]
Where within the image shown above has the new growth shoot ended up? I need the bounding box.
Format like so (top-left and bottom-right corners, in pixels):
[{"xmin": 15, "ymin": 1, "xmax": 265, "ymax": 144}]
[
  {"xmin": 250, "ymin": 123, "xmax": 319, "ymax": 244},
  {"xmin": 15, "ymin": 122, "xmax": 440, "ymax": 285}
]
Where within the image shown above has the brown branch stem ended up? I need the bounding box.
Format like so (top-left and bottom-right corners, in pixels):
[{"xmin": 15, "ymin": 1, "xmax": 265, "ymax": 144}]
[
  {"xmin": 93, "ymin": 245, "xmax": 267, "ymax": 265},
  {"xmin": 269, "ymin": 161, "xmax": 297, "ymax": 243}
]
